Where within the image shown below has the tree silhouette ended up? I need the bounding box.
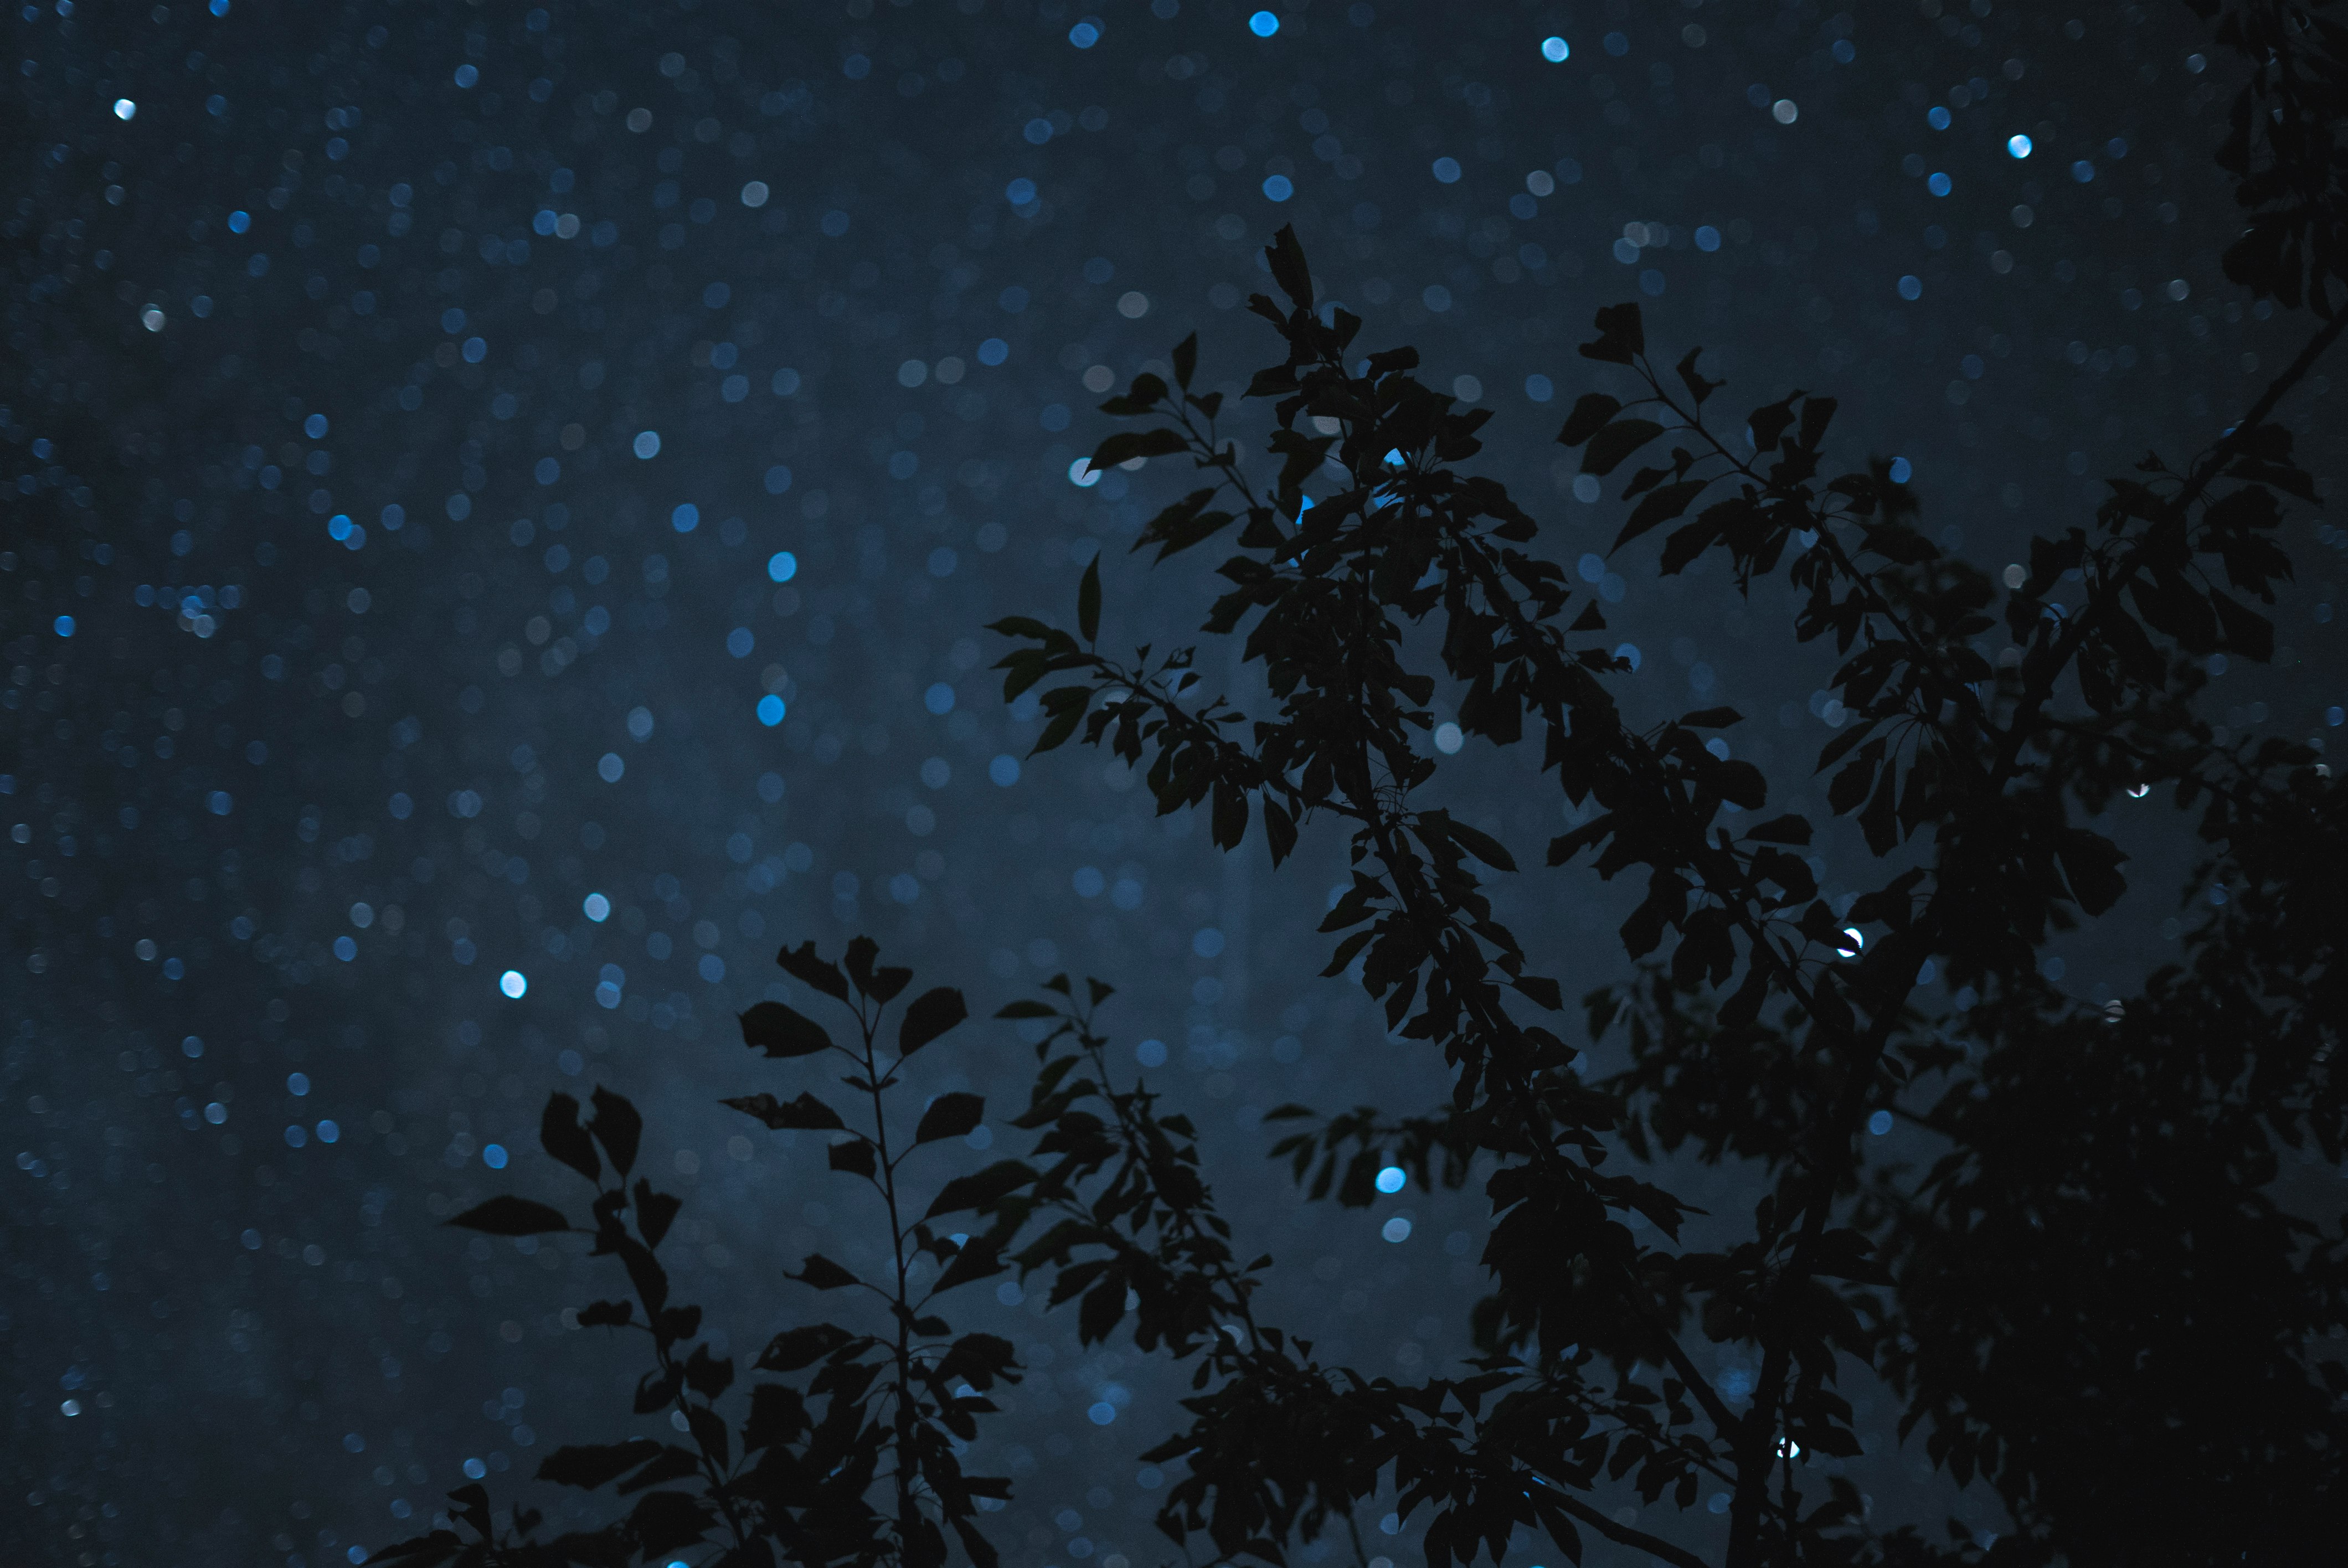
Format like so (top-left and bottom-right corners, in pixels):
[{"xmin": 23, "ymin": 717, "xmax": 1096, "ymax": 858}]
[{"xmin": 376, "ymin": 4, "xmax": 2346, "ymax": 1565}]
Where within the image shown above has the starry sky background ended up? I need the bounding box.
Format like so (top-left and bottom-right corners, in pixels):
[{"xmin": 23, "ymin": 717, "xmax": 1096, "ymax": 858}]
[{"xmin": 5, "ymin": 0, "xmax": 2343, "ymax": 1564}]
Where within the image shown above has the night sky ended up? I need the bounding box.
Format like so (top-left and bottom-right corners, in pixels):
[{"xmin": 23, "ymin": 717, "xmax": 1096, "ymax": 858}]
[{"xmin": 6, "ymin": 1, "xmax": 2341, "ymax": 1564}]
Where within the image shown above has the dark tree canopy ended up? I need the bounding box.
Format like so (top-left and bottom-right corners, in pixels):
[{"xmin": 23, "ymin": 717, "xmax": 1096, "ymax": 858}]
[{"xmin": 379, "ymin": 4, "xmax": 2345, "ymax": 1565}]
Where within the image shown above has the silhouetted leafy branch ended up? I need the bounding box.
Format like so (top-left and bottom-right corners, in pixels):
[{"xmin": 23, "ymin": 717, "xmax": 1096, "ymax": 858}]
[{"xmin": 392, "ymin": 7, "xmax": 2347, "ymax": 1565}]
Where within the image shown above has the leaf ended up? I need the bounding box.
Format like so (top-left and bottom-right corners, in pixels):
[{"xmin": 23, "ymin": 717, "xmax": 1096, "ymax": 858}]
[
  {"xmin": 994, "ymin": 999, "xmax": 1060, "ymax": 1020},
  {"xmin": 1613, "ymin": 479, "xmax": 1707, "ymax": 550},
  {"xmin": 926, "ymin": 1159, "xmax": 1040, "ymax": 1220},
  {"xmin": 1675, "ymin": 347, "xmax": 1721, "ymax": 405},
  {"xmin": 1744, "ymin": 814, "xmax": 1813, "ymax": 846},
  {"xmin": 1172, "ymin": 331, "xmax": 1198, "ymax": 390},
  {"xmin": 759, "ymin": 1322, "xmax": 858, "ymax": 1371},
  {"xmin": 774, "ymin": 940, "xmax": 851, "ymax": 1000},
  {"xmin": 634, "ymin": 1179, "xmax": 682, "ymax": 1249},
  {"xmin": 899, "ymin": 986, "xmax": 971, "ymax": 1056},
  {"xmin": 1513, "ymin": 974, "xmax": 1564, "ymax": 1011},
  {"xmin": 539, "ymin": 1092, "xmax": 600, "ymax": 1185},
  {"xmin": 1264, "ymin": 223, "xmax": 1313, "ymax": 308},
  {"xmin": 1212, "ymin": 777, "xmax": 1249, "ymax": 849},
  {"xmin": 1263, "ymin": 800, "xmax": 1299, "ymax": 866},
  {"xmin": 827, "ymin": 1139, "xmax": 878, "ymax": 1179},
  {"xmin": 1680, "ymin": 706, "xmax": 1744, "ymax": 730},
  {"xmin": 2209, "ymin": 590, "xmax": 2274, "ymax": 661},
  {"xmin": 1443, "ymin": 817, "xmax": 1518, "ymax": 873},
  {"xmin": 1581, "ymin": 419, "xmax": 1666, "ymax": 477},
  {"xmin": 590, "ymin": 1087, "xmax": 642, "ymax": 1178},
  {"xmin": 446, "ymin": 1196, "xmax": 571, "ymax": 1236},
  {"xmin": 722, "ymin": 1091, "xmax": 846, "ymax": 1132},
  {"xmin": 843, "ymin": 936, "xmax": 912, "ymax": 1002},
  {"xmin": 916, "ymin": 1092, "xmax": 986, "ymax": 1145},
  {"xmin": 683, "ymin": 1344, "xmax": 734, "ymax": 1399},
  {"xmin": 2057, "ymin": 827, "xmax": 2129, "ymax": 916},
  {"xmin": 1556, "ymin": 393, "xmax": 1622, "ymax": 447},
  {"xmin": 1579, "ymin": 301, "xmax": 1644, "ymax": 364},
  {"xmin": 618, "ymin": 1443, "xmax": 707, "ymax": 1495},
  {"xmin": 627, "ymin": 1490, "xmax": 714, "ymax": 1557},
  {"xmin": 739, "ymin": 1000, "xmax": 835, "ymax": 1058},
  {"xmin": 1797, "ymin": 393, "xmax": 1839, "ymax": 452},
  {"xmin": 1088, "ymin": 427, "xmax": 1189, "ymax": 471},
  {"xmin": 578, "ymin": 1298, "xmax": 632, "ymax": 1328},
  {"xmin": 538, "ymin": 1439, "xmax": 663, "ymax": 1492},
  {"xmin": 792, "ymin": 1253, "xmax": 861, "ymax": 1291},
  {"xmin": 1076, "ymin": 553, "xmax": 1102, "ymax": 642}
]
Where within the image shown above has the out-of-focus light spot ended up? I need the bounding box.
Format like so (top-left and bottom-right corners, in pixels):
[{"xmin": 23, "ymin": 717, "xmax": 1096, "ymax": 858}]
[
  {"xmin": 228, "ymin": 209, "xmax": 250, "ymax": 233},
  {"xmin": 1375, "ymin": 1166, "xmax": 1406, "ymax": 1194},
  {"xmin": 1249, "ymin": 9, "xmax": 1279, "ymax": 37},
  {"xmin": 53, "ymin": 615, "xmax": 75, "ymax": 637},
  {"xmin": 1192, "ymin": 927, "xmax": 1225, "ymax": 958},
  {"xmin": 977, "ymin": 337, "xmax": 1008, "ymax": 366},
  {"xmin": 1695, "ymin": 224, "xmax": 1721, "ymax": 251},
  {"xmin": 1927, "ymin": 105, "xmax": 1950, "ymax": 130},
  {"xmin": 2007, "ymin": 133, "xmax": 2033, "ymax": 158},
  {"xmin": 1005, "ymin": 177, "xmax": 1037, "ymax": 206},
  {"xmin": 598, "ymin": 752, "xmax": 625, "ymax": 782},
  {"xmin": 114, "ymin": 98, "xmax": 137, "ymax": 120},
  {"xmin": 767, "ymin": 551, "xmax": 798, "ymax": 582},
  {"xmin": 317, "ymin": 1120, "xmax": 340, "ymax": 1144},
  {"xmin": 1525, "ymin": 373, "xmax": 1553, "ymax": 401},
  {"xmin": 1541, "ymin": 35, "xmax": 1569, "ymax": 62},
  {"xmin": 1889, "ymin": 456, "xmax": 1913, "ymax": 483},
  {"xmin": 1434, "ymin": 722, "xmax": 1464, "ymax": 754},
  {"xmin": 756, "ymin": 694, "xmax": 787, "ymax": 726},
  {"xmin": 988, "ymin": 754, "xmax": 1021, "ymax": 786},
  {"xmin": 288, "ymin": 1071, "xmax": 311, "ymax": 1096},
  {"xmin": 671, "ymin": 502, "xmax": 699, "ymax": 532},
  {"xmin": 1772, "ymin": 98, "xmax": 1798, "ymax": 123},
  {"xmin": 332, "ymin": 935, "xmax": 357, "ymax": 962},
  {"xmin": 633, "ymin": 430, "xmax": 661, "ymax": 458},
  {"xmin": 1897, "ymin": 275, "xmax": 1923, "ymax": 301},
  {"xmin": 1068, "ymin": 457, "xmax": 1103, "ymax": 487},
  {"xmin": 740, "ymin": 180, "xmax": 769, "ymax": 207},
  {"xmin": 454, "ymin": 64, "xmax": 479, "ymax": 89},
  {"xmin": 1088, "ymin": 1401, "xmax": 1116, "ymax": 1425},
  {"xmin": 1867, "ymin": 1110, "xmax": 1893, "ymax": 1136},
  {"xmin": 501, "ymin": 970, "xmax": 528, "ymax": 999},
  {"xmin": 1431, "ymin": 156, "xmax": 1461, "ymax": 184},
  {"xmin": 583, "ymin": 893, "xmax": 611, "ymax": 922},
  {"xmin": 2072, "ymin": 159, "xmax": 2095, "ymax": 182},
  {"xmin": 483, "ymin": 1143, "xmax": 508, "ymax": 1168},
  {"xmin": 1261, "ymin": 174, "xmax": 1294, "ymax": 202},
  {"xmin": 727, "ymin": 627, "xmax": 755, "ymax": 658},
  {"xmin": 1927, "ymin": 171, "xmax": 1952, "ymax": 196},
  {"xmin": 1068, "ymin": 18, "xmax": 1100, "ymax": 47},
  {"xmin": 1381, "ymin": 1216, "xmax": 1413, "ymax": 1243},
  {"xmin": 1135, "ymin": 1039, "xmax": 1168, "ymax": 1067},
  {"xmin": 924, "ymin": 682, "xmax": 956, "ymax": 715}
]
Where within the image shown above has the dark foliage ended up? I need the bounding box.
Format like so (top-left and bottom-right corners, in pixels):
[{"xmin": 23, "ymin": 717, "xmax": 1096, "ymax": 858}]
[{"xmin": 382, "ymin": 6, "xmax": 2346, "ymax": 1565}]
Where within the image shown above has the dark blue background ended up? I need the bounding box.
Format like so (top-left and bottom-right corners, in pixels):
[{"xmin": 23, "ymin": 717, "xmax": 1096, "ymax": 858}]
[{"xmin": 4, "ymin": 1, "xmax": 2340, "ymax": 1563}]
